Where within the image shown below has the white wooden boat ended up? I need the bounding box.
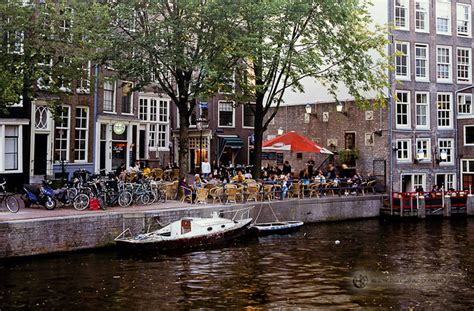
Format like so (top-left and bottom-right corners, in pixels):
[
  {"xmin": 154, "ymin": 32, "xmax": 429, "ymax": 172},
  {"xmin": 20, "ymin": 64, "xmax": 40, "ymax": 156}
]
[
  {"xmin": 253, "ymin": 221, "xmax": 304, "ymax": 235},
  {"xmin": 115, "ymin": 212, "xmax": 253, "ymax": 251}
]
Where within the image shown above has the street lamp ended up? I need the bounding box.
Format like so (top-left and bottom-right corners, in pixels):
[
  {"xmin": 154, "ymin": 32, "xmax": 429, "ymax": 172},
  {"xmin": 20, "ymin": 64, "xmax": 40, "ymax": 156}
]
[
  {"xmin": 305, "ymin": 104, "xmax": 312, "ymax": 114},
  {"xmin": 336, "ymin": 101, "xmax": 343, "ymax": 112},
  {"xmin": 277, "ymin": 127, "xmax": 284, "ymax": 136},
  {"xmin": 196, "ymin": 118, "xmax": 209, "ymax": 172}
]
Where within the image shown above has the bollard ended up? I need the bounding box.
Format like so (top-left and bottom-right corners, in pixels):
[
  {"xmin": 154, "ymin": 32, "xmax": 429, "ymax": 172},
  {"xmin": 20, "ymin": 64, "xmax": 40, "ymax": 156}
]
[
  {"xmin": 417, "ymin": 195, "xmax": 426, "ymax": 219},
  {"xmin": 443, "ymin": 195, "xmax": 451, "ymax": 217},
  {"xmin": 467, "ymin": 195, "xmax": 474, "ymax": 216}
]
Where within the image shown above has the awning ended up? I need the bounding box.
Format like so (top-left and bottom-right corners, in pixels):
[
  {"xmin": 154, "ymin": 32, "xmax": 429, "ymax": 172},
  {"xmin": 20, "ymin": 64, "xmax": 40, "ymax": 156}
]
[{"xmin": 221, "ymin": 136, "xmax": 244, "ymax": 149}]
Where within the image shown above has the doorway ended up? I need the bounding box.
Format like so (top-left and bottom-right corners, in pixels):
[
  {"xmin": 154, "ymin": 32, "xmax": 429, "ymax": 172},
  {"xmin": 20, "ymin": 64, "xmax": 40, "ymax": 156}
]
[
  {"xmin": 139, "ymin": 129, "xmax": 146, "ymax": 159},
  {"xmin": 34, "ymin": 134, "xmax": 48, "ymax": 175}
]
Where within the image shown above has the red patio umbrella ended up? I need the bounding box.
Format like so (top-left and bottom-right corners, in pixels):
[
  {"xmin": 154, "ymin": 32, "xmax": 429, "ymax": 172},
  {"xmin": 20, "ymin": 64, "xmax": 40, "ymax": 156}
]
[{"xmin": 262, "ymin": 131, "xmax": 333, "ymax": 154}]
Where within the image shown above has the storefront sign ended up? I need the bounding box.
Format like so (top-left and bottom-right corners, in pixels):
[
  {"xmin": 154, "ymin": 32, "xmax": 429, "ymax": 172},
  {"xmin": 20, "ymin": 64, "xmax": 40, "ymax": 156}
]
[{"xmin": 113, "ymin": 122, "xmax": 126, "ymax": 135}]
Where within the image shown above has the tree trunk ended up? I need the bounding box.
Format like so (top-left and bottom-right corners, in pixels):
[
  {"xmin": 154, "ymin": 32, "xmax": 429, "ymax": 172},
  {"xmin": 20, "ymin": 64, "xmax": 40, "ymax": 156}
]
[
  {"xmin": 252, "ymin": 99, "xmax": 265, "ymax": 179},
  {"xmin": 178, "ymin": 113, "xmax": 190, "ymax": 180}
]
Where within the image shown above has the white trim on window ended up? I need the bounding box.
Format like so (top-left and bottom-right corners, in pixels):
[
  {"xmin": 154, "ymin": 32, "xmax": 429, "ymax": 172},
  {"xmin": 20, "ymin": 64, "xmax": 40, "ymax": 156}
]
[
  {"xmin": 396, "ymin": 139, "xmax": 412, "ymax": 163},
  {"xmin": 415, "ymin": 43, "xmax": 429, "ymax": 82},
  {"xmin": 457, "ymin": 47, "xmax": 472, "ymax": 84},
  {"xmin": 103, "ymin": 80, "xmax": 116, "ymax": 113},
  {"xmin": 0, "ymin": 124, "xmax": 23, "ymax": 173},
  {"xmin": 395, "ymin": 90, "xmax": 411, "ymax": 129},
  {"xmin": 437, "ymin": 92, "xmax": 453, "ymax": 129},
  {"xmin": 457, "ymin": 3, "xmax": 471, "ymax": 37},
  {"xmin": 436, "ymin": 0, "xmax": 452, "ymax": 35},
  {"xmin": 415, "ymin": 138, "xmax": 431, "ymax": 162},
  {"xmin": 395, "ymin": 42, "xmax": 411, "ymax": 81},
  {"xmin": 438, "ymin": 138, "xmax": 454, "ymax": 165},
  {"xmin": 415, "ymin": 92, "xmax": 430, "ymax": 130},
  {"xmin": 54, "ymin": 105, "xmax": 71, "ymax": 163},
  {"xmin": 74, "ymin": 107, "xmax": 89, "ymax": 163},
  {"xmin": 242, "ymin": 103, "xmax": 255, "ymax": 129},
  {"xmin": 415, "ymin": 0, "xmax": 430, "ymax": 33},
  {"xmin": 458, "ymin": 93, "xmax": 472, "ymax": 117},
  {"xmin": 395, "ymin": 0, "xmax": 410, "ymax": 30},
  {"xmin": 437, "ymin": 46, "xmax": 452, "ymax": 83},
  {"xmin": 218, "ymin": 100, "xmax": 235, "ymax": 128}
]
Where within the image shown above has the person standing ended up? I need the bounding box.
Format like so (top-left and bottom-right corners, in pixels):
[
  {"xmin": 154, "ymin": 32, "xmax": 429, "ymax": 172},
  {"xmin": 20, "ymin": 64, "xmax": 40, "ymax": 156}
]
[
  {"xmin": 201, "ymin": 158, "xmax": 211, "ymax": 178},
  {"xmin": 282, "ymin": 160, "xmax": 292, "ymax": 176}
]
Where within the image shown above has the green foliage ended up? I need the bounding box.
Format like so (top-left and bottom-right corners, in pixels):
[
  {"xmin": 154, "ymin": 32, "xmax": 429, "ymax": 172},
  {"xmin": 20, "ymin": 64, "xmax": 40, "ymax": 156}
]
[
  {"xmin": 337, "ymin": 148, "xmax": 359, "ymax": 163},
  {"xmin": 0, "ymin": 0, "xmax": 108, "ymax": 111}
]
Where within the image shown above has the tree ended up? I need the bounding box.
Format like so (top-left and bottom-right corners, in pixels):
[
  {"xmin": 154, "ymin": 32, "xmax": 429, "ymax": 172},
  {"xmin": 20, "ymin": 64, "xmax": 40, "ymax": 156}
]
[
  {"xmin": 102, "ymin": 0, "xmax": 239, "ymax": 178},
  {"xmin": 0, "ymin": 0, "xmax": 107, "ymax": 112},
  {"xmin": 228, "ymin": 0, "xmax": 389, "ymax": 178}
]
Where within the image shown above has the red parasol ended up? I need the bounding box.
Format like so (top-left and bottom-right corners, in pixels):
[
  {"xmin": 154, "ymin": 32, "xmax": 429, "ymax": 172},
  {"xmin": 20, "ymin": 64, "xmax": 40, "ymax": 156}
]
[{"xmin": 262, "ymin": 131, "xmax": 333, "ymax": 154}]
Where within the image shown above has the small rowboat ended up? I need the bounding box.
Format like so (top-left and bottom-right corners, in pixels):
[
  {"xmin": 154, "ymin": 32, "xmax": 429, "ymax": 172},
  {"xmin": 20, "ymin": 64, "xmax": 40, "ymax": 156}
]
[{"xmin": 253, "ymin": 221, "xmax": 304, "ymax": 235}]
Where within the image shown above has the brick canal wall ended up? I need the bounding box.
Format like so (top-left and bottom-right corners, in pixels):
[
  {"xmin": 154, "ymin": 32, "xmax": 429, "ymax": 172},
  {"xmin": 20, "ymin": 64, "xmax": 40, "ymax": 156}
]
[{"xmin": 0, "ymin": 196, "xmax": 382, "ymax": 258}]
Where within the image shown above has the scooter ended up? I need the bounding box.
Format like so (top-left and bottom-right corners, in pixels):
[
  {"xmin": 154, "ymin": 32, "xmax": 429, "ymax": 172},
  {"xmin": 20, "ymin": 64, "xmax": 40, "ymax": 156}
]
[{"xmin": 22, "ymin": 182, "xmax": 57, "ymax": 210}]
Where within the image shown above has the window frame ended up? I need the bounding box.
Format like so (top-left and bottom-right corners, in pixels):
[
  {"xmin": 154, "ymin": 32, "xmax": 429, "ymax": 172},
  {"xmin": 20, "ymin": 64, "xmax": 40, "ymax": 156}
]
[
  {"xmin": 395, "ymin": 0, "xmax": 410, "ymax": 30},
  {"xmin": 415, "ymin": 0, "xmax": 430, "ymax": 33},
  {"xmin": 436, "ymin": 0, "xmax": 452, "ymax": 35},
  {"xmin": 54, "ymin": 105, "xmax": 70, "ymax": 163},
  {"xmin": 437, "ymin": 46, "xmax": 452, "ymax": 83},
  {"xmin": 457, "ymin": 47, "xmax": 472, "ymax": 84},
  {"xmin": 395, "ymin": 42, "xmax": 411, "ymax": 81},
  {"xmin": 242, "ymin": 103, "xmax": 255, "ymax": 129},
  {"xmin": 458, "ymin": 93, "xmax": 472, "ymax": 116},
  {"xmin": 103, "ymin": 80, "xmax": 116, "ymax": 113},
  {"xmin": 464, "ymin": 125, "xmax": 474, "ymax": 146},
  {"xmin": 396, "ymin": 139, "xmax": 412, "ymax": 163},
  {"xmin": 415, "ymin": 92, "xmax": 430, "ymax": 130},
  {"xmin": 438, "ymin": 138, "xmax": 454, "ymax": 165},
  {"xmin": 415, "ymin": 43, "xmax": 429, "ymax": 82},
  {"xmin": 457, "ymin": 3, "xmax": 471, "ymax": 37},
  {"xmin": 437, "ymin": 92, "xmax": 453, "ymax": 129},
  {"xmin": 121, "ymin": 81, "xmax": 134, "ymax": 115},
  {"xmin": 395, "ymin": 90, "xmax": 411, "ymax": 129},
  {"xmin": 415, "ymin": 138, "xmax": 431, "ymax": 162},
  {"xmin": 74, "ymin": 107, "xmax": 89, "ymax": 163},
  {"xmin": 218, "ymin": 100, "xmax": 236, "ymax": 128}
]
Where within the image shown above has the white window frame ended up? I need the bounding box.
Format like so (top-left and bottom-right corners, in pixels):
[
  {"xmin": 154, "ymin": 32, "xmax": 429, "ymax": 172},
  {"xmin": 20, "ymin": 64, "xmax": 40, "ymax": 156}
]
[
  {"xmin": 141, "ymin": 96, "xmax": 170, "ymax": 152},
  {"xmin": 415, "ymin": 92, "xmax": 430, "ymax": 130},
  {"xmin": 395, "ymin": 91, "xmax": 411, "ymax": 129},
  {"xmin": 457, "ymin": 3, "xmax": 471, "ymax": 37},
  {"xmin": 458, "ymin": 93, "xmax": 472, "ymax": 116},
  {"xmin": 437, "ymin": 46, "xmax": 452, "ymax": 83},
  {"xmin": 74, "ymin": 107, "xmax": 89, "ymax": 163},
  {"xmin": 438, "ymin": 138, "xmax": 454, "ymax": 165},
  {"xmin": 415, "ymin": 138, "xmax": 431, "ymax": 162},
  {"xmin": 103, "ymin": 80, "xmax": 116, "ymax": 113},
  {"xmin": 415, "ymin": 0, "xmax": 430, "ymax": 33},
  {"xmin": 242, "ymin": 103, "xmax": 255, "ymax": 129},
  {"xmin": 139, "ymin": 98, "xmax": 148, "ymax": 121},
  {"xmin": 218, "ymin": 101, "xmax": 235, "ymax": 128},
  {"xmin": 436, "ymin": 173, "xmax": 456, "ymax": 190},
  {"xmin": 401, "ymin": 173, "xmax": 427, "ymax": 192},
  {"xmin": 457, "ymin": 48, "xmax": 471, "ymax": 84},
  {"xmin": 77, "ymin": 61, "xmax": 91, "ymax": 94},
  {"xmin": 415, "ymin": 44, "xmax": 429, "ymax": 82},
  {"xmin": 437, "ymin": 92, "xmax": 453, "ymax": 129},
  {"xmin": 0, "ymin": 124, "xmax": 23, "ymax": 173},
  {"xmin": 436, "ymin": 0, "xmax": 452, "ymax": 35},
  {"xmin": 395, "ymin": 42, "xmax": 411, "ymax": 81},
  {"xmin": 149, "ymin": 124, "xmax": 157, "ymax": 149},
  {"xmin": 395, "ymin": 0, "xmax": 410, "ymax": 30},
  {"xmin": 464, "ymin": 125, "xmax": 474, "ymax": 146},
  {"xmin": 54, "ymin": 106, "xmax": 70, "ymax": 162},
  {"xmin": 396, "ymin": 139, "xmax": 411, "ymax": 163}
]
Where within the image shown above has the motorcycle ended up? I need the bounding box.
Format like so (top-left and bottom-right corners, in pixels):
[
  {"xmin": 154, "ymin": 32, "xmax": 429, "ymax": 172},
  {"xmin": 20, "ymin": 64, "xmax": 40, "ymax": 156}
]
[{"xmin": 22, "ymin": 182, "xmax": 57, "ymax": 210}]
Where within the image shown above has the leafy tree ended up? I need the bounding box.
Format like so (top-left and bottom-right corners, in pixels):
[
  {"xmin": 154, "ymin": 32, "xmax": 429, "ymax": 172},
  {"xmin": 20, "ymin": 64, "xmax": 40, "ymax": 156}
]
[
  {"xmin": 103, "ymin": 0, "xmax": 239, "ymax": 178},
  {"xmin": 0, "ymin": 0, "xmax": 107, "ymax": 112},
  {"xmin": 227, "ymin": 0, "xmax": 389, "ymax": 178}
]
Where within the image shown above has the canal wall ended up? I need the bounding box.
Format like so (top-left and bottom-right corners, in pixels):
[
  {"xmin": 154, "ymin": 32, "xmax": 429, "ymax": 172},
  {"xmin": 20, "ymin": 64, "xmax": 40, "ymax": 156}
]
[{"xmin": 0, "ymin": 195, "xmax": 382, "ymax": 258}]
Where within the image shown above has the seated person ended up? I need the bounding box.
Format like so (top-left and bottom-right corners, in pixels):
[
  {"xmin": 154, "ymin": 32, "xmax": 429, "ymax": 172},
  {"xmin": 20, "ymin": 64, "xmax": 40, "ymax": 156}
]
[
  {"xmin": 193, "ymin": 174, "xmax": 203, "ymax": 189},
  {"xmin": 232, "ymin": 170, "xmax": 245, "ymax": 183},
  {"xmin": 179, "ymin": 177, "xmax": 195, "ymax": 202}
]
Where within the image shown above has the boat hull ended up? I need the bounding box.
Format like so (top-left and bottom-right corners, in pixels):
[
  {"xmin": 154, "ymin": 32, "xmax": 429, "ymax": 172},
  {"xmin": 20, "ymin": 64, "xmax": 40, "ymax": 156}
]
[
  {"xmin": 253, "ymin": 221, "xmax": 304, "ymax": 236},
  {"xmin": 116, "ymin": 219, "xmax": 253, "ymax": 252}
]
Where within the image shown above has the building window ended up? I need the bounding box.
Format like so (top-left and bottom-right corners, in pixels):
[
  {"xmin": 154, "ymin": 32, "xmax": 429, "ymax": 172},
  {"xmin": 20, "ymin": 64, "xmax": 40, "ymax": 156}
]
[
  {"xmin": 415, "ymin": 138, "xmax": 431, "ymax": 162},
  {"xmin": 396, "ymin": 42, "xmax": 410, "ymax": 80},
  {"xmin": 464, "ymin": 125, "xmax": 474, "ymax": 145},
  {"xmin": 457, "ymin": 48, "xmax": 471, "ymax": 83},
  {"xmin": 402, "ymin": 174, "xmax": 426, "ymax": 192},
  {"xmin": 415, "ymin": 44, "xmax": 429, "ymax": 81},
  {"xmin": 103, "ymin": 81, "xmax": 115, "ymax": 112},
  {"xmin": 54, "ymin": 106, "xmax": 70, "ymax": 162},
  {"xmin": 150, "ymin": 99, "xmax": 157, "ymax": 122},
  {"xmin": 74, "ymin": 107, "xmax": 88, "ymax": 162},
  {"xmin": 149, "ymin": 124, "xmax": 156, "ymax": 148},
  {"xmin": 436, "ymin": 0, "xmax": 451, "ymax": 35},
  {"xmin": 438, "ymin": 139, "xmax": 454, "ymax": 165},
  {"xmin": 457, "ymin": 4, "xmax": 471, "ymax": 37},
  {"xmin": 437, "ymin": 46, "xmax": 452, "ymax": 82},
  {"xmin": 218, "ymin": 101, "xmax": 235, "ymax": 127},
  {"xmin": 437, "ymin": 93, "xmax": 452, "ymax": 129},
  {"xmin": 4, "ymin": 126, "xmax": 19, "ymax": 171},
  {"xmin": 436, "ymin": 173, "xmax": 456, "ymax": 190},
  {"xmin": 159, "ymin": 100, "xmax": 168, "ymax": 122},
  {"xmin": 396, "ymin": 139, "xmax": 411, "ymax": 162},
  {"xmin": 35, "ymin": 105, "xmax": 49, "ymax": 130},
  {"xmin": 415, "ymin": 92, "xmax": 429, "ymax": 129},
  {"xmin": 243, "ymin": 104, "xmax": 255, "ymax": 128},
  {"xmin": 415, "ymin": 0, "xmax": 429, "ymax": 32},
  {"xmin": 121, "ymin": 82, "xmax": 133, "ymax": 114},
  {"xmin": 458, "ymin": 94, "xmax": 472, "ymax": 115},
  {"xmin": 77, "ymin": 61, "xmax": 91, "ymax": 94},
  {"xmin": 396, "ymin": 91, "xmax": 410, "ymax": 128},
  {"xmin": 157, "ymin": 124, "xmax": 167, "ymax": 148},
  {"xmin": 139, "ymin": 98, "xmax": 148, "ymax": 121},
  {"xmin": 395, "ymin": 0, "xmax": 409, "ymax": 30}
]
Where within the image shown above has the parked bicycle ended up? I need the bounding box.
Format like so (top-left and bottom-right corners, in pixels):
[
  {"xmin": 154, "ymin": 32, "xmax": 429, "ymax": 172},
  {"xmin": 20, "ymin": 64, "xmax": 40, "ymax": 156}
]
[{"xmin": 0, "ymin": 177, "xmax": 20, "ymax": 213}]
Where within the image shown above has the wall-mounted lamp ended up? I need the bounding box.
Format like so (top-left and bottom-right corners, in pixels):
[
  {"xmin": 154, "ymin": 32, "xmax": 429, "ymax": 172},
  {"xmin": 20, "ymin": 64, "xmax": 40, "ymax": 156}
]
[
  {"xmin": 305, "ymin": 104, "xmax": 317, "ymax": 117},
  {"xmin": 336, "ymin": 101, "xmax": 348, "ymax": 116},
  {"xmin": 392, "ymin": 143, "xmax": 398, "ymax": 152},
  {"xmin": 373, "ymin": 129, "xmax": 383, "ymax": 137},
  {"xmin": 277, "ymin": 127, "xmax": 284, "ymax": 136}
]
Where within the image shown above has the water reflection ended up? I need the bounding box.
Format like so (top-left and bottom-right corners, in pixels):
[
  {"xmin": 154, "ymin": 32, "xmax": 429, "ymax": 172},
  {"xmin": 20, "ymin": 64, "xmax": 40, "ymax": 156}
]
[{"xmin": 1, "ymin": 219, "xmax": 473, "ymax": 309}]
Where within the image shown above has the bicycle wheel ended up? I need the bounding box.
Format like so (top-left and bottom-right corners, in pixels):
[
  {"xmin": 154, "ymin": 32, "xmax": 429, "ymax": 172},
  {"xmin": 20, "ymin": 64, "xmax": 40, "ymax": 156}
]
[
  {"xmin": 139, "ymin": 193, "xmax": 151, "ymax": 205},
  {"xmin": 118, "ymin": 191, "xmax": 132, "ymax": 207},
  {"xmin": 66, "ymin": 188, "xmax": 78, "ymax": 201},
  {"xmin": 5, "ymin": 195, "xmax": 20, "ymax": 213},
  {"xmin": 73, "ymin": 193, "xmax": 90, "ymax": 211}
]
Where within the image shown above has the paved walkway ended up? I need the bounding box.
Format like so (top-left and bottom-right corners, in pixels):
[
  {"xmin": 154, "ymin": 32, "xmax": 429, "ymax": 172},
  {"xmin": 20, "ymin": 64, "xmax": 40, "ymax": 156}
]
[{"xmin": 0, "ymin": 199, "xmax": 206, "ymax": 222}]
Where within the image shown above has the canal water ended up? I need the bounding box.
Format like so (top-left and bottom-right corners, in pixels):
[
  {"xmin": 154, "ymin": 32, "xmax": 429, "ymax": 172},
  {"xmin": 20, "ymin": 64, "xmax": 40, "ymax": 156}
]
[{"xmin": 1, "ymin": 218, "xmax": 474, "ymax": 309}]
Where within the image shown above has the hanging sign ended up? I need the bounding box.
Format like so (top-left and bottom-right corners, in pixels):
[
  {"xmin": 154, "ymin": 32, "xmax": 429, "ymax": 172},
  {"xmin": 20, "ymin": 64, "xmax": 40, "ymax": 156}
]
[{"xmin": 113, "ymin": 122, "xmax": 126, "ymax": 135}]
